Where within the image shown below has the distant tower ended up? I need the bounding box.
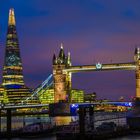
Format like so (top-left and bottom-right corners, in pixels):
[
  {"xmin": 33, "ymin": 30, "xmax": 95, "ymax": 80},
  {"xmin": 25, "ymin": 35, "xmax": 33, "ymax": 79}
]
[
  {"xmin": 53, "ymin": 44, "xmax": 72, "ymax": 103},
  {"xmin": 2, "ymin": 8, "xmax": 33, "ymax": 104},
  {"xmin": 134, "ymin": 47, "xmax": 140, "ymax": 98}
]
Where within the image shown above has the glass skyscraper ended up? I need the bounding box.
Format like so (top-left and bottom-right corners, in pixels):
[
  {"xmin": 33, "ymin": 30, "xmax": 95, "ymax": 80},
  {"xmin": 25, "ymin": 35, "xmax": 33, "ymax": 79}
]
[
  {"xmin": 3, "ymin": 8, "xmax": 24, "ymax": 86},
  {"xmin": 2, "ymin": 8, "xmax": 36, "ymax": 104}
]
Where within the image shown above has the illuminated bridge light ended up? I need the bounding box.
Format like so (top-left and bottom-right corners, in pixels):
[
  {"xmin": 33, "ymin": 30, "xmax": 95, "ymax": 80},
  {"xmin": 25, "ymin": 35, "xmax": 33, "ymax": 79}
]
[
  {"xmin": 70, "ymin": 104, "xmax": 79, "ymax": 116},
  {"xmin": 111, "ymin": 102, "xmax": 133, "ymax": 107},
  {"xmin": 129, "ymin": 102, "xmax": 133, "ymax": 107},
  {"xmin": 96, "ymin": 63, "xmax": 102, "ymax": 69},
  {"xmin": 125, "ymin": 102, "xmax": 133, "ymax": 107},
  {"xmin": 71, "ymin": 104, "xmax": 79, "ymax": 108}
]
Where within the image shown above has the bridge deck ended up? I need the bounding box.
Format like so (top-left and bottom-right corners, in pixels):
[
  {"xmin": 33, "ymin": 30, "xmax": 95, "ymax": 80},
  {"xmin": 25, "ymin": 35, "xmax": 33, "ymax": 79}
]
[{"xmin": 64, "ymin": 62, "xmax": 136, "ymax": 73}]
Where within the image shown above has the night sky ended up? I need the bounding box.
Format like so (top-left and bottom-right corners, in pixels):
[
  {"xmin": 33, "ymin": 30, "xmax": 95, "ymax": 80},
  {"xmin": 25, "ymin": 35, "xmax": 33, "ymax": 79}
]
[{"xmin": 0, "ymin": 0, "xmax": 140, "ymax": 101}]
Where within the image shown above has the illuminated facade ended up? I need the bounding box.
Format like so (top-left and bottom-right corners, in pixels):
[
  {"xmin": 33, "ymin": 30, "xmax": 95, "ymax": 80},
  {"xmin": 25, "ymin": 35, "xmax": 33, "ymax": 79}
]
[
  {"xmin": 3, "ymin": 9, "xmax": 24, "ymax": 86},
  {"xmin": 70, "ymin": 89, "xmax": 84, "ymax": 103},
  {"xmin": 39, "ymin": 89, "xmax": 54, "ymax": 104},
  {"xmin": 2, "ymin": 8, "xmax": 33, "ymax": 104},
  {"xmin": 53, "ymin": 44, "xmax": 71, "ymax": 103},
  {"xmin": 84, "ymin": 93, "xmax": 96, "ymax": 103},
  {"xmin": 0, "ymin": 86, "xmax": 8, "ymax": 104},
  {"xmin": 134, "ymin": 48, "xmax": 140, "ymax": 98}
]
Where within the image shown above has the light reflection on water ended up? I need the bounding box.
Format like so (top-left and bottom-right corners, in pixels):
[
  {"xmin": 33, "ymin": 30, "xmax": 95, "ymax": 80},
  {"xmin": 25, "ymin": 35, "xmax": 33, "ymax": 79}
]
[
  {"xmin": 1, "ymin": 135, "xmax": 140, "ymax": 140},
  {"xmin": 54, "ymin": 116, "xmax": 72, "ymax": 125},
  {"xmin": 110, "ymin": 135, "xmax": 140, "ymax": 140},
  {"xmin": 1, "ymin": 112, "xmax": 126, "ymax": 132},
  {"xmin": 1, "ymin": 136, "xmax": 56, "ymax": 140},
  {"xmin": 1, "ymin": 113, "xmax": 139, "ymax": 140},
  {"xmin": 1, "ymin": 115, "xmax": 73, "ymax": 131}
]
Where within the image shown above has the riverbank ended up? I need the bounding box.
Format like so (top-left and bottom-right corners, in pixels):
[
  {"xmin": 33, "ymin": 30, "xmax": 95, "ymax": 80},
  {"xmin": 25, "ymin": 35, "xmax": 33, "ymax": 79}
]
[
  {"xmin": 0, "ymin": 130, "xmax": 55, "ymax": 138},
  {"xmin": 1, "ymin": 126, "xmax": 140, "ymax": 140},
  {"xmin": 56, "ymin": 125, "xmax": 131, "ymax": 140},
  {"xmin": 57, "ymin": 130, "xmax": 131, "ymax": 140}
]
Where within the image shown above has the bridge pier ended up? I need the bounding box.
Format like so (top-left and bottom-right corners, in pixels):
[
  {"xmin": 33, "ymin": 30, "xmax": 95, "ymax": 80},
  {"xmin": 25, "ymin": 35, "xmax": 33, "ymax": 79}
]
[
  {"xmin": 79, "ymin": 106, "xmax": 85, "ymax": 136},
  {"xmin": 79, "ymin": 105, "xmax": 94, "ymax": 138},
  {"xmin": 7, "ymin": 109, "xmax": 12, "ymax": 137},
  {"xmin": 89, "ymin": 106, "xmax": 94, "ymax": 130},
  {"xmin": 0, "ymin": 109, "xmax": 1, "ymax": 133}
]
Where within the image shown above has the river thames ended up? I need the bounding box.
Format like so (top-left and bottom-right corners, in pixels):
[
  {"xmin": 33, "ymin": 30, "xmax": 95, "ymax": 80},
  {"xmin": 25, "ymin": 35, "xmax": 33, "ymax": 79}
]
[
  {"xmin": 0, "ymin": 112, "xmax": 137, "ymax": 140},
  {"xmin": 1, "ymin": 135, "xmax": 140, "ymax": 140}
]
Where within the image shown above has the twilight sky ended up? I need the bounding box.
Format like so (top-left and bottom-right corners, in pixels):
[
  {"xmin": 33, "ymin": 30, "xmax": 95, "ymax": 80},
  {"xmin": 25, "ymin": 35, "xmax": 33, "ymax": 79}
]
[{"xmin": 0, "ymin": 0, "xmax": 140, "ymax": 101}]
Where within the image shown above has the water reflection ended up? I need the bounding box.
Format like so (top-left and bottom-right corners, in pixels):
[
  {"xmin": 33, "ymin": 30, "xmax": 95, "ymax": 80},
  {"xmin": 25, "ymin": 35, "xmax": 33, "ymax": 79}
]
[
  {"xmin": 0, "ymin": 115, "xmax": 74, "ymax": 132},
  {"xmin": 53, "ymin": 116, "xmax": 71, "ymax": 125},
  {"xmin": 110, "ymin": 135, "xmax": 140, "ymax": 140},
  {"xmin": 1, "ymin": 136, "xmax": 56, "ymax": 140}
]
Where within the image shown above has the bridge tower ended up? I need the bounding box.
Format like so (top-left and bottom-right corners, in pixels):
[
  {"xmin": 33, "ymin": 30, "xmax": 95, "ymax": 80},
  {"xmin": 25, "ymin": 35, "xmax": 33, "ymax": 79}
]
[
  {"xmin": 134, "ymin": 47, "xmax": 140, "ymax": 98},
  {"xmin": 53, "ymin": 44, "xmax": 72, "ymax": 103}
]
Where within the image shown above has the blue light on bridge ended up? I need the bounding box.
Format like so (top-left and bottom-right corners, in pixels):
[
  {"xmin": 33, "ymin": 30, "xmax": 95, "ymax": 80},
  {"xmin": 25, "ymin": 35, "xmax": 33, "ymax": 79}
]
[
  {"xmin": 114, "ymin": 102, "xmax": 132, "ymax": 107},
  {"xmin": 70, "ymin": 104, "xmax": 79, "ymax": 116},
  {"xmin": 71, "ymin": 104, "xmax": 79, "ymax": 108},
  {"xmin": 125, "ymin": 102, "xmax": 132, "ymax": 107}
]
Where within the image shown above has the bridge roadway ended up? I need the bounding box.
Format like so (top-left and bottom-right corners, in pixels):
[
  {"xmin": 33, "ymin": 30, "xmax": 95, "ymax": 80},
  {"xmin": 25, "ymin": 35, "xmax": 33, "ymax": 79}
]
[
  {"xmin": 0, "ymin": 101, "xmax": 132, "ymax": 110},
  {"xmin": 0, "ymin": 104, "xmax": 49, "ymax": 110},
  {"xmin": 0, "ymin": 101, "xmax": 131, "ymax": 117},
  {"xmin": 64, "ymin": 62, "xmax": 136, "ymax": 73}
]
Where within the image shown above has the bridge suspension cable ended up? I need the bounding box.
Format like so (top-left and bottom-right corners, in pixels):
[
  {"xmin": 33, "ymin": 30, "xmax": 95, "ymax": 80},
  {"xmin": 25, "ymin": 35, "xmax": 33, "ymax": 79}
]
[{"xmin": 23, "ymin": 74, "xmax": 53, "ymax": 103}]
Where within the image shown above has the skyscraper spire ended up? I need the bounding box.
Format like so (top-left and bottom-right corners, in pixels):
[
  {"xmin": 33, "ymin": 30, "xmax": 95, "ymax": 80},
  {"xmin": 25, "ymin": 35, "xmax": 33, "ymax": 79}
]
[
  {"xmin": 2, "ymin": 8, "xmax": 34, "ymax": 104},
  {"xmin": 8, "ymin": 8, "xmax": 16, "ymax": 26},
  {"xmin": 3, "ymin": 8, "xmax": 24, "ymax": 86}
]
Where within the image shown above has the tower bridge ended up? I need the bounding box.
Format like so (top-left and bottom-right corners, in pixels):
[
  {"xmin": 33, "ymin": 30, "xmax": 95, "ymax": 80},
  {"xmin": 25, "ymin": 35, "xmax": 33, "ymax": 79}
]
[{"xmin": 53, "ymin": 46, "xmax": 140, "ymax": 103}]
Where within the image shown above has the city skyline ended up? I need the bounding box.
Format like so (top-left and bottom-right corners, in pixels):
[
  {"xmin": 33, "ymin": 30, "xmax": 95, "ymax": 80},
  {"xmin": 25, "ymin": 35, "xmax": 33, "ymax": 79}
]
[{"xmin": 0, "ymin": 0, "xmax": 140, "ymax": 100}]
